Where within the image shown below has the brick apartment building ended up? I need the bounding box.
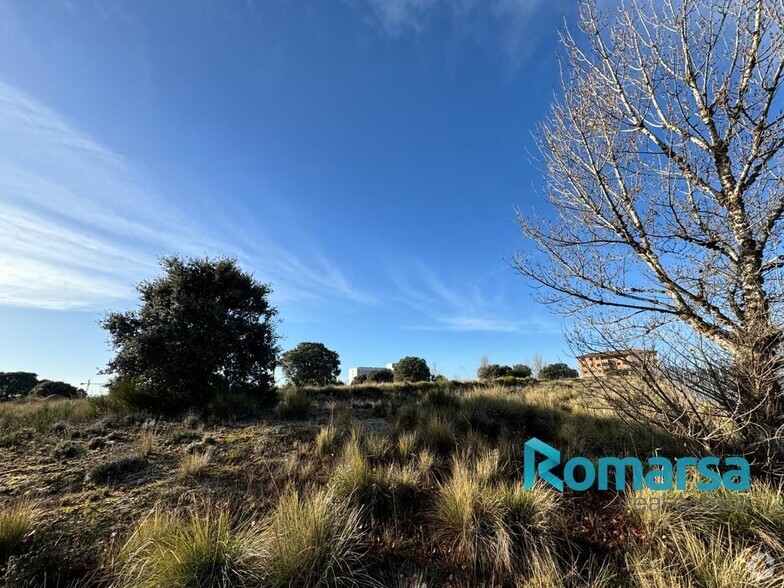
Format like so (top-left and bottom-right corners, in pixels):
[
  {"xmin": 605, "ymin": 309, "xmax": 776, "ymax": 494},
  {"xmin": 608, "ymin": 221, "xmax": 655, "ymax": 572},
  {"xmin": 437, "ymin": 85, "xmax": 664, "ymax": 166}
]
[{"xmin": 576, "ymin": 349, "xmax": 657, "ymax": 377}]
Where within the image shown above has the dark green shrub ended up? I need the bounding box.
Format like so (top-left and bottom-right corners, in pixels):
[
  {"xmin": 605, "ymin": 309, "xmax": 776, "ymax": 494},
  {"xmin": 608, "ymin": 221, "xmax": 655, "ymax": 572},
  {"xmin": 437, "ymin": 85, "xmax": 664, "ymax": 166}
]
[
  {"xmin": 509, "ymin": 364, "xmax": 532, "ymax": 378},
  {"xmin": 206, "ymin": 390, "xmax": 260, "ymax": 421},
  {"xmin": 87, "ymin": 455, "xmax": 147, "ymax": 485},
  {"xmin": 276, "ymin": 388, "xmax": 312, "ymax": 420},
  {"xmin": 539, "ymin": 363, "xmax": 579, "ymax": 380},
  {"xmin": 28, "ymin": 380, "xmax": 85, "ymax": 399},
  {"xmin": 107, "ymin": 377, "xmax": 164, "ymax": 413},
  {"xmin": 477, "ymin": 364, "xmax": 511, "ymax": 380},
  {"xmin": 366, "ymin": 369, "xmax": 394, "ymax": 383}
]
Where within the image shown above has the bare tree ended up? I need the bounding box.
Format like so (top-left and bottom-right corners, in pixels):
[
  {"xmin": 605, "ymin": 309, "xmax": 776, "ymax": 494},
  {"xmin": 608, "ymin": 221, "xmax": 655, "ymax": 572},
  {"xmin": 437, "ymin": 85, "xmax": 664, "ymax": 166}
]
[
  {"xmin": 530, "ymin": 352, "xmax": 544, "ymax": 379},
  {"xmin": 515, "ymin": 0, "xmax": 784, "ymax": 470}
]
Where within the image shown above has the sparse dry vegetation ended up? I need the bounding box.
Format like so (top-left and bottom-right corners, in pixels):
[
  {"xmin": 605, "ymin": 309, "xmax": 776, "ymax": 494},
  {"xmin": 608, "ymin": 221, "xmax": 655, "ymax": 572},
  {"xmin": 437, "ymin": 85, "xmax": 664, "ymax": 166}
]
[{"xmin": 0, "ymin": 380, "xmax": 780, "ymax": 586}]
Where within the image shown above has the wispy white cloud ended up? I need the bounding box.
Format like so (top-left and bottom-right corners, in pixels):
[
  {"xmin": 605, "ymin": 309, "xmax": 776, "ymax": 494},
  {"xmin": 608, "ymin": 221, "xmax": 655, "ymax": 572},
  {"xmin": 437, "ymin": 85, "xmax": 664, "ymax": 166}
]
[
  {"xmin": 390, "ymin": 261, "xmax": 559, "ymax": 334},
  {"xmin": 0, "ymin": 78, "xmax": 372, "ymax": 311},
  {"xmin": 352, "ymin": 0, "xmax": 438, "ymax": 36},
  {"xmin": 350, "ymin": 0, "xmax": 554, "ymax": 70}
]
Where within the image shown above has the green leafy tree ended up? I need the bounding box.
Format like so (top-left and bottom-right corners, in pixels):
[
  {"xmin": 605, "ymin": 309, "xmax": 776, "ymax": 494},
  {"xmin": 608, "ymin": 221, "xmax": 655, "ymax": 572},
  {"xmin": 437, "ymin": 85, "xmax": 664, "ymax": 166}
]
[
  {"xmin": 366, "ymin": 368, "xmax": 394, "ymax": 383},
  {"xmin": 279, "ymin": 342, "xmax": 341, "ymax": 387},
  {"xmin": 101, "ymin": 256, "xmax": 279, "ymax": 412},
  {"xmin": 477, "ymin": 364, "xmax": 511, "ymax": 380},
  {"xmin": 539, "ymin": 363, "xmax": 579, "ymax": 380},
  {"xmin": 509, "ymin": 364, "xmax": 532, "ymax": 378},
  {"xmin": 28, "ymin": 380, "xmax": 85, "ymax": 399},
  {"xmin": 393, "ymin": 357, "xmax": 431, "ymax": 382},
  {"xmin": 0, "ymin": 372, "xmax": 39, "ymax": 400}
]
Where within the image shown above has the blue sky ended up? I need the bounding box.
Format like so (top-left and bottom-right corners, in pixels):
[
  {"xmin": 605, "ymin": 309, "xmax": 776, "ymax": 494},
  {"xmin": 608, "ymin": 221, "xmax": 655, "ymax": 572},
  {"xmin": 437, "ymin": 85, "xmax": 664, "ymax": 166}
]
[{"xmin": 0, "ymin": 0, "xmax": 579, "ymax": 387}]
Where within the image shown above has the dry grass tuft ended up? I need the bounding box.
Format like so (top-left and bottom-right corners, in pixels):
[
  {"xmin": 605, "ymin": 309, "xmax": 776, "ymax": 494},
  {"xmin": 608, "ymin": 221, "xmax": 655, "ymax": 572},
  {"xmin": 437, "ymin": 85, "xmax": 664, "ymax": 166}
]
[
  {"xmin": 257, "ymin": 487, "xmax": 371, "ymax": 587},
  {"xmin": 179, "ymin": 450, "xmax": 212, "ymax": 479},
  {"xmin": 396, "ymin": 431, "xmax": 418, "ymax": 460},
  {"xmin": 113, "ymin": 505, "xmax": 256, "ymax": 588},
  {"xmin": 315, "ymin": 423, "xmax": 339, "ymax": 456},
  {"xmin": 0, "ymin": 501, "xmax": 36, "ymax": 559},
  {"xmin": 135, "ymin": 428, "xmax": 159, "ymax": 457},
  {"xmin": 433, "ymin": 457, "xmax": 560, "ymax": 580}
]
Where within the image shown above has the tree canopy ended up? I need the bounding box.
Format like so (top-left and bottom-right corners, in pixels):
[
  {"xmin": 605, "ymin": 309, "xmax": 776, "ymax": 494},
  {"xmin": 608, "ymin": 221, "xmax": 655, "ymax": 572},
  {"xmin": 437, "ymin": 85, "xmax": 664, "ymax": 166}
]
[
  {"xmin": 101, "ymin": 256, "xmax": 279, "ymax": 411},
  {"xmin": 393, "ymin": 357, "xmax": 431, "ymax": 382},
  {"xmin": 280, "ymin": 342, "xmax": 341, "ymax": 387},
  {"xmin": 0, "ymin": 372, "xmax": 39, "ymax": 400},
  {"xmin": 539, "ymin": 363, "xmax": 579, "ymax": 381}
]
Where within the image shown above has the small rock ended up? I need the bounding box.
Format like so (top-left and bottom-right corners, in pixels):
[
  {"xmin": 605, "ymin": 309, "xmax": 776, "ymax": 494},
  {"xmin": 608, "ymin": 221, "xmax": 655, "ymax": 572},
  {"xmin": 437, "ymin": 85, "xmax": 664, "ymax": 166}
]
[{"xmin": 105, "ymin": 431, "xmax": 121, "ymax": 441}]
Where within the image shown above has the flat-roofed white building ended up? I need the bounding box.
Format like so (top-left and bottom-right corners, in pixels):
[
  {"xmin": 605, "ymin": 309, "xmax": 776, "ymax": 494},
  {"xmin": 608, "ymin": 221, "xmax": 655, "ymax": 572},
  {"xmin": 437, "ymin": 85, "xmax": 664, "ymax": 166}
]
[{"xmin": 348, "ymin": 367, "xmax": 387, "ymax": 384}]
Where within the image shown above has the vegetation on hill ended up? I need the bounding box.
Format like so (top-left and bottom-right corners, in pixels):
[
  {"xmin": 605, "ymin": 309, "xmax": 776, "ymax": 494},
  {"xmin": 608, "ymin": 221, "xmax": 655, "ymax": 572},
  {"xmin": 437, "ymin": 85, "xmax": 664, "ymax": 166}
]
[{"xmin": 0, "ymin": 379, "xmax": 780, "ymax": 586}]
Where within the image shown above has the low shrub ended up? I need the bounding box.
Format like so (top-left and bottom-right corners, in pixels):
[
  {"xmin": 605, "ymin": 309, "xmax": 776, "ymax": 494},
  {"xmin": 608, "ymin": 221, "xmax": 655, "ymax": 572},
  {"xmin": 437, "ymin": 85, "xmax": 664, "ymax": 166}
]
[
  {"xmin": 276, "ymin": 388, "xmax": 311, "ymax": 420},
  {"xmin": 28, "ymin": 380, "xmax": 86, "ymax": 399},
  {"xmin": 53, "ymin": 440, "xmax": 78, "ymax": 459},
  {"xmin": 106, "ymin": 377, "xmax": 164, "ymax": 413},
  {"xmin": 365, "ymin": 369, "xmax": 394, "ymax": 383},
  {"xmin": 87, "ymin": 455, "xmax": 147, "ymax": 485}
]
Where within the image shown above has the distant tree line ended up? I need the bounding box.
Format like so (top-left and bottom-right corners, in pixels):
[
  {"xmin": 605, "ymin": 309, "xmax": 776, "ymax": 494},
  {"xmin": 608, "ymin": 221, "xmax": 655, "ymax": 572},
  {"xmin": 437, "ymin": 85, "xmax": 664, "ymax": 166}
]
[
  {"xmin": 476, "ymin": 361, "xmax": 577, "ymax": 381},
  {"xmin": 2, "ymin": 256, "xmax": 580, "ymax": 414},
  {"xmin": 0, "ymin": 372, "xmax": 85, "ymax": 400}
]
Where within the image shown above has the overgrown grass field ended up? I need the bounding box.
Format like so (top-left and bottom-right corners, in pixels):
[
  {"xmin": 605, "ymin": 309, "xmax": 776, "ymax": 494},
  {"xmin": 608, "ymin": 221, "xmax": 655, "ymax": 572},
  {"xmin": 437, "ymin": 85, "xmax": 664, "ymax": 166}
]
[{"xmin": 0, "ymin": 381, "xmax": 781, "ymax": 586}]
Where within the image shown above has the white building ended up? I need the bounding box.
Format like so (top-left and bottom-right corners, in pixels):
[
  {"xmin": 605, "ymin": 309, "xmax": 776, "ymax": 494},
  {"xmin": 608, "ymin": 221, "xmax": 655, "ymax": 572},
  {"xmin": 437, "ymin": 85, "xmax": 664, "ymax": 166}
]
[{"xmin": 348, "ymin": 366, "xmax": 387, "ymax": 384}]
